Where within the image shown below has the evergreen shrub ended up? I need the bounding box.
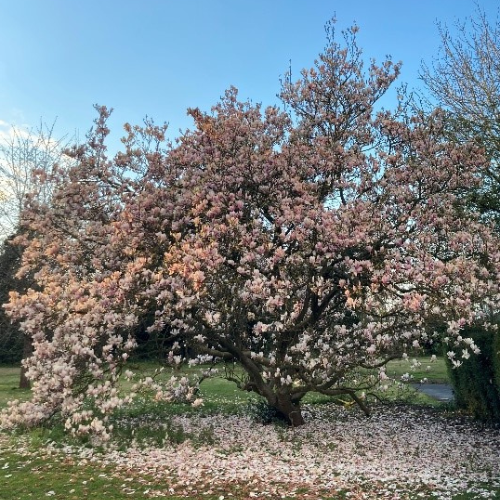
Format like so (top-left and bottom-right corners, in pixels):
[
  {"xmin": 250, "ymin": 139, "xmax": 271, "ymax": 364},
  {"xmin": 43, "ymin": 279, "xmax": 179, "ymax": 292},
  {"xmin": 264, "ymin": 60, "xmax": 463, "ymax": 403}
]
[{"xmin": 446, "ymin": 325, "xmax": 500, "ymax": 422}]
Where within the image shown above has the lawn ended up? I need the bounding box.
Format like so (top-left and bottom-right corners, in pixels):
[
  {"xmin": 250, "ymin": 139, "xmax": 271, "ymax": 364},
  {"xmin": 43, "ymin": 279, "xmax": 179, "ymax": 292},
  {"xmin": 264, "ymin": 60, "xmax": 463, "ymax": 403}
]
[
  {"xmin": 0, "ymin": 366, "xmax": 31, "ymax": 410},
  {"xmin": 1, "ymin": 359, "xmax": 499, "ymax": 500},
  {"xmin": 384, "ymin": 356, "xmax": 449, "ymax": 383}
]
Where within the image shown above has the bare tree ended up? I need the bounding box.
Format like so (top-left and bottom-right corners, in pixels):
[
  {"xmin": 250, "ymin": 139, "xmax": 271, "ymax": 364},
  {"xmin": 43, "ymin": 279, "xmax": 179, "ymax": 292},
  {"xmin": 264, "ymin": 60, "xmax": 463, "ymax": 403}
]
[
  {"xmin": 420, "ymin": 7, "xmax": 500, "ymax": 224},
  {"xmin": 0, "ymin": 120, "xmax": 73, "ymax": 241}
]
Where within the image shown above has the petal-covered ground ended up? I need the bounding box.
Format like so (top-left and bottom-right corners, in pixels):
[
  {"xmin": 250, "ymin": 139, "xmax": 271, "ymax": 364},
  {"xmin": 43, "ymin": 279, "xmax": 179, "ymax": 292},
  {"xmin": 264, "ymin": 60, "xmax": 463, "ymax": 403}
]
[
  {"xmin": 99, "ymin": 404, "xmax": 500, "ymax": 499},
  {"xmin": 3, "ymin": 404, "xmax": 499, "ymax": 499}
]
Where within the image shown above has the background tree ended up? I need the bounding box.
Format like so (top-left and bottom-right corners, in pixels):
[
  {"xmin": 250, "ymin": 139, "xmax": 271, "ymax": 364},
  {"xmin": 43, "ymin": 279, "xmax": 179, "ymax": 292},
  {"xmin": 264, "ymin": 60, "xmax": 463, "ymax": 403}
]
[
  {"xmin": 420, "ymin": 8, "xmax": 500, "ymax": 226},
  {"xmin": 0, "ymin": 121, "xmax": 70, "ymax": 240},
  {"xmin": 2, "ymin": 22, "xmax": 499, "ymax": 436},
  {"xmin": 0, "ymin": 122, "xmax": 73, "ymax": 388},
  {"xmin": 0, "ymin": 236, "xmax": 24, "ymax": 363}
]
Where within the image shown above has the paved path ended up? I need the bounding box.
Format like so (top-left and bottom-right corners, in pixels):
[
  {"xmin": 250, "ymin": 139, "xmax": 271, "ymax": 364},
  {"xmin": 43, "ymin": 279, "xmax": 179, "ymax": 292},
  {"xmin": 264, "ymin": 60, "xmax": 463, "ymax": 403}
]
[{"xmin": 412, "ymin": 383, "xmax": 454, "ymax": 402}]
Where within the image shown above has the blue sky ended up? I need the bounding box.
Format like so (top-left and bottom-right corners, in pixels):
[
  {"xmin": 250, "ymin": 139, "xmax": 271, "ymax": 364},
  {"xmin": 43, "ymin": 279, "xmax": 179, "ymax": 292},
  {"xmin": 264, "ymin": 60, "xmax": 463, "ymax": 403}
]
[{"xmin": 0, "ymin": 0, "xmax": 498, "ymax": 150}]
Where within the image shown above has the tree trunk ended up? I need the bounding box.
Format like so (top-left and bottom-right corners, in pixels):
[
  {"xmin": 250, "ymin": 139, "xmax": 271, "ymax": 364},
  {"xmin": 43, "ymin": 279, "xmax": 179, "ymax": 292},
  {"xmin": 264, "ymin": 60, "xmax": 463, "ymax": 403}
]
[
  {"xmin": 19, "ymin": 335, "xmax": 32, "ymax": 390},
  {"xmin": 274, "ymin": 392, "xmax": 305, "ymax": 426}
]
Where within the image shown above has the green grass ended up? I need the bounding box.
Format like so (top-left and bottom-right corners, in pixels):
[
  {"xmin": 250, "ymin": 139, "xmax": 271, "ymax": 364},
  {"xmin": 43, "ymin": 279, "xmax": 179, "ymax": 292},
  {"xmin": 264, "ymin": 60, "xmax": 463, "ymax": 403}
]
[
  {"xmin": 384, "ymin": 356, "xmax": 449, "ymax": 383},
  {"xmin": 0, "ymin": 434, "xmax": 220, "ymax": 500},
  {"xmin": 0, "ymin": 448, "xmax": 149, "ymax": 500},
  {"xmin": 0, "ymin": 356, "xmax": 449, "ymax": 415},
  {"xmin": 0, "ymin": 366, "xmax": 31, "ymax": 409}
]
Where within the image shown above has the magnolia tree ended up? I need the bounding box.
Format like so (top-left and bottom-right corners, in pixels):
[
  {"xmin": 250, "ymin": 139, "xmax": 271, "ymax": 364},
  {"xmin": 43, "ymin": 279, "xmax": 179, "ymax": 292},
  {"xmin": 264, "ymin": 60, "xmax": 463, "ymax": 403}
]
[{"xmin": 2, "ymin": 23, "xmax": 499, "ymax": 436}]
